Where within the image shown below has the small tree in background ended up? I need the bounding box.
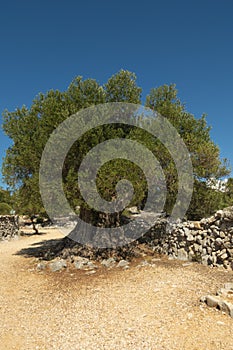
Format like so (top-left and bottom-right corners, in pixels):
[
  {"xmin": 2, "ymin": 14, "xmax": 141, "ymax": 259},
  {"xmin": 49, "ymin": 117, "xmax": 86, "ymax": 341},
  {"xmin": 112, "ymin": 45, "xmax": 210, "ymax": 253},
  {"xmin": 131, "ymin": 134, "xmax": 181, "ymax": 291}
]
[
  {"xmin": 0, "ymin": 187, "xmax": 13, "ymax": 214},
  {"xmin": 0, "ymin": 202, "xmax": 12, "ymax": 215}
]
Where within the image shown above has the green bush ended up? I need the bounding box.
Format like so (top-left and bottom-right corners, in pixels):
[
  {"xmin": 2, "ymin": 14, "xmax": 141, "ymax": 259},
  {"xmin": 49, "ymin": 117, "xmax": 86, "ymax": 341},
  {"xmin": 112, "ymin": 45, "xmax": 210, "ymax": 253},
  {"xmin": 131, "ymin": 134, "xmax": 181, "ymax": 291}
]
[{"xmin": 0, "ymin": 202, "xmax": 12, "ymax": 215}]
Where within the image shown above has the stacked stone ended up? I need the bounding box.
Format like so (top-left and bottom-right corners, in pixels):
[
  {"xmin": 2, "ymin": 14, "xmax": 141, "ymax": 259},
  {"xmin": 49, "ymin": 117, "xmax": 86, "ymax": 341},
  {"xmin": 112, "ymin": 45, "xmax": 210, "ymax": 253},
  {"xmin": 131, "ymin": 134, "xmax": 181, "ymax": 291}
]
[
  {"xmin": 0, "ymin": 215, "xmax": 19, "ymax": 240},
  {"xmin": 150, "ymin": 207, "xmax": 233, "ymax": 269}
]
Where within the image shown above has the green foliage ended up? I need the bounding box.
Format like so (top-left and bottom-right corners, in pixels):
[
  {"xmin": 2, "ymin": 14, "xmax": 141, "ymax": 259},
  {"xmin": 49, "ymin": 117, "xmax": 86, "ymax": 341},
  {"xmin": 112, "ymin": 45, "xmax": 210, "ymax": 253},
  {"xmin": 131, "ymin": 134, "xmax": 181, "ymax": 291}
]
[
  {"xmin": 104, "ymin": 70, "xmax": 142, "ymax": 103},
  {"xmin": 220, "ymin": 177, "xmax": 233, "ymax": 209},
  {"xmin": 145, "ymin": 83, "xmax": 230, "ymax": 217},
  {"xmin": 0, "ymin": 188, "xmax": 12, "ymax": 205},
  {"xmin": 187, "ymin": 180, "xmax": 226, "ymax": 220},
  {"xmin": 1, "ymin": 71, "xmax": 230, "ymax": 222},
  {"xmin": 0, "ymin": 202, "xmax": 12, "ymax": 215}
]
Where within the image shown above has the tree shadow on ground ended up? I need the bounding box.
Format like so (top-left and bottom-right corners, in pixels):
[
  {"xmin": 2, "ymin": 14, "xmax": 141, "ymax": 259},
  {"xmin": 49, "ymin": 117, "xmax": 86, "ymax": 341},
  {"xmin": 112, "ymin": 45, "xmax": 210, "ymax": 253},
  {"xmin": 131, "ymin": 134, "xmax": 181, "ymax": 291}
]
[
  {"xmin": 15, "ymin": 237, "xmax": 64, "ymax": 259},
  {"xmin": 20, "ymin": 230, "xmax": 47, "ymax": 237}
]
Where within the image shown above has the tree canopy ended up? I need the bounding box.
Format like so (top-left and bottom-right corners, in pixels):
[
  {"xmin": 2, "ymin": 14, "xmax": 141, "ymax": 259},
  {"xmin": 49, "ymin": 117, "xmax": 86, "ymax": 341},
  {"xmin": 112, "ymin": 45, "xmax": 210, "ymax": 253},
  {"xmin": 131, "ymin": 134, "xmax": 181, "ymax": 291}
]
[{"xmin": 2, "ymin": 70, "xmax": 231, "ymax": 224}]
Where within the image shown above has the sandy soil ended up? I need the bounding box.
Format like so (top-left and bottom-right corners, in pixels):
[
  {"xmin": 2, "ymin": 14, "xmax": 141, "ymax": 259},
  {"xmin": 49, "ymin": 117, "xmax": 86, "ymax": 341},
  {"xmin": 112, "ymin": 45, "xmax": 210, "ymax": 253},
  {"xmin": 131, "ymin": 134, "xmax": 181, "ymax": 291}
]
[{"xmin": 0, "ymin": 228, "xmax": 233, "ymax": 350}]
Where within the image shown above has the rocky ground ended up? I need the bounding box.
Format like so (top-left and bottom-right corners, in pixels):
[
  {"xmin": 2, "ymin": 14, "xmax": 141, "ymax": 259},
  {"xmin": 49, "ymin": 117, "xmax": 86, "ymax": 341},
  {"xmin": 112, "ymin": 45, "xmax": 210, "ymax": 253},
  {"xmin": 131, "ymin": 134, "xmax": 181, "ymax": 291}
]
[{"xmin": 0, "ymin": 228, "xmax": 233, "ymax": 349}]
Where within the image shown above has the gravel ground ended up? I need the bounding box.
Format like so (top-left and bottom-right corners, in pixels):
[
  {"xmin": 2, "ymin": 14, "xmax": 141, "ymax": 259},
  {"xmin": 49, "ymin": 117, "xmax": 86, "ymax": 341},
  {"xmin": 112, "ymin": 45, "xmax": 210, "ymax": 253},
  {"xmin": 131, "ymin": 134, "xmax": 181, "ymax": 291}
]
[{"xmin": 0, "ymin": 228, "xmax": 233, "ymax": 350}]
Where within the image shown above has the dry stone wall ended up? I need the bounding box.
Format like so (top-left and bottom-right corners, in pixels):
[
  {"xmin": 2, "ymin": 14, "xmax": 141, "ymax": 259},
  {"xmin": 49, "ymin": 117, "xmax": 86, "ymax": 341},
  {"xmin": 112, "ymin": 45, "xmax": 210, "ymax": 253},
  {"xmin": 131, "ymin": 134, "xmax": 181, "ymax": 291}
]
[
  {"xmin": 0, "ymin": 215, "xmax": 19, "ymax": 240},
  {"xmin": 146, "ymin": 207, "xmax": 233, "ymax": 270}
]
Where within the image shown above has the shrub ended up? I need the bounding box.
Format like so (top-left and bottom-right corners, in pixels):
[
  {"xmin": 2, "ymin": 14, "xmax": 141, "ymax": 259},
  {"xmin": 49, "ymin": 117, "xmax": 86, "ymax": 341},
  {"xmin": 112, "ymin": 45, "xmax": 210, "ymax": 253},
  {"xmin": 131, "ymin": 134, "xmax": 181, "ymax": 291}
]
[{"xmin": 0, "ymin": 202, "xmax": 12, "ymax": 215}]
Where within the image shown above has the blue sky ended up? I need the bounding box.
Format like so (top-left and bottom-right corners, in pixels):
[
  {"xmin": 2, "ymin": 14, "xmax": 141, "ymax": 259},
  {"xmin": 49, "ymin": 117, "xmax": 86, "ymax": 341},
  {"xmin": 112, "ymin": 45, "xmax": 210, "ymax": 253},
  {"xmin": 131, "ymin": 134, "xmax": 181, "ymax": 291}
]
[{"xmin": 1, "ymin": 0, "xmax": 233, "ymax": 187}]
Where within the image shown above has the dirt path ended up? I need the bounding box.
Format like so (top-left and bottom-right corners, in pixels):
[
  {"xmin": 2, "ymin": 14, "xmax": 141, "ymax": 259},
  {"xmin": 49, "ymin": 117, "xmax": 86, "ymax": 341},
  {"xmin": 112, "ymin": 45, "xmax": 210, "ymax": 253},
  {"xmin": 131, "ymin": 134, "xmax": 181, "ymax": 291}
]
[{"xmin": 0, "ymin": 229, "xmax": 233, "ymax": 350}]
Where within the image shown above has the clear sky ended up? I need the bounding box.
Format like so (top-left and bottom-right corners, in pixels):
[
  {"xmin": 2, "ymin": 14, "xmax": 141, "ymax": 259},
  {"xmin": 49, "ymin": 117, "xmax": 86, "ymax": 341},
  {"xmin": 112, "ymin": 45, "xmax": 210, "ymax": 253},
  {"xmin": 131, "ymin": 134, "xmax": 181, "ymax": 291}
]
[{"xmin": 0, "ymin": 0, "xmax": 233, "ymax": 187}]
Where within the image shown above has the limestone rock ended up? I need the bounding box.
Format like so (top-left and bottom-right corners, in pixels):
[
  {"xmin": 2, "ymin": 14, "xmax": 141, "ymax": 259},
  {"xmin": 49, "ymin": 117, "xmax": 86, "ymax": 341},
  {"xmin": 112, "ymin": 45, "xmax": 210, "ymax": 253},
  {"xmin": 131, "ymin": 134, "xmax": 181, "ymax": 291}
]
[
  {"xmin": 37, "ymin": 262, "xmax": 46, "ymax": 271},
  {"xmin": 0, "ymin": 215, "xmax": 19, "ymax": 240},
  {"xmin": 219, "ymin": 300, "xmax": 233, "ymax": 318},
  {"xmin": 74, "ymin": 257, "xmax": 97, "ymax": 270},
  {"xmin": 205, "ymin": 295, "xmax": 221, "ymax": 308},
  {"xmin": 101, "ymin": 257, "xmax": 116, "ymax": 268},
  {"xmin": 224, "ymin": 283, "xmax": 233, "ymax": 292},
  {"xmin": 49, "ymin": 259, "xmax": 67, "ymax": 272},
  {"xmin": 177, "ymin": 248, "xmax": 188, "ymax": 261},
  {"xmin": 117, "ymin": 260, "xmax": 129, "ymax": 268}
]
